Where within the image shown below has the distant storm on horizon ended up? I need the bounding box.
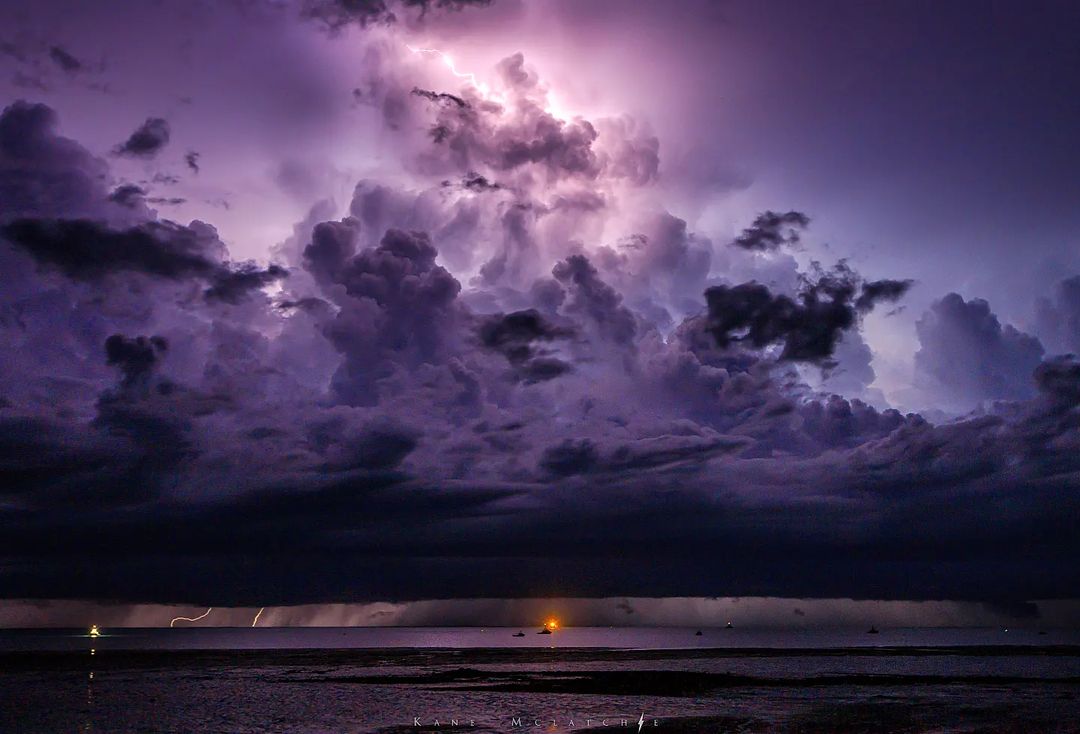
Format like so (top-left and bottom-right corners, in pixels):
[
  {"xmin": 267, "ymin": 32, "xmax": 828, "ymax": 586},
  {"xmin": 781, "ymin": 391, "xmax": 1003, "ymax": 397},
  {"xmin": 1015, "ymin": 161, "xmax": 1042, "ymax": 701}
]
[{"xmin": 1, "ymin": 0, "xmax": 1079, "ymax": 624}]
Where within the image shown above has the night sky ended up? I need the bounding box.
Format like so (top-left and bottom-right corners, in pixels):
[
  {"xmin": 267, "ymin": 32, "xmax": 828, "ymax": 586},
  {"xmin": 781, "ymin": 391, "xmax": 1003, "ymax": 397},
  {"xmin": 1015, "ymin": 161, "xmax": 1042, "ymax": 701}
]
[{"xmin": 1, "ymin": 0, "xmax": 1079, "ymax": 621}]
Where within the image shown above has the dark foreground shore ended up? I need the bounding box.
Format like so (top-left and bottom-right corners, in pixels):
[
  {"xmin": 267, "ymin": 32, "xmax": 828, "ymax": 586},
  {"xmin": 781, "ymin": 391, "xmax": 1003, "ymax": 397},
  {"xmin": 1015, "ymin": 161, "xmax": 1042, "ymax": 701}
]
[{"xmin": 2, "ymin": 645, "xmax": 1080, "ymax": 732}]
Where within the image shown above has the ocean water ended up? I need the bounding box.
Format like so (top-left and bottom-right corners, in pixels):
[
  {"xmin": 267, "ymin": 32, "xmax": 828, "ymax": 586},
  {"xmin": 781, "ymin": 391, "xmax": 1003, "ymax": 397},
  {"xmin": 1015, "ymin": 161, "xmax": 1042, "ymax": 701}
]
[
  {"xmin": 2, "ymin": 624, "xmax": 1077, "ymax": 651},
  {"xmin": 2, "ymin": 627, "xmax": 1079, "ymax": 733}
]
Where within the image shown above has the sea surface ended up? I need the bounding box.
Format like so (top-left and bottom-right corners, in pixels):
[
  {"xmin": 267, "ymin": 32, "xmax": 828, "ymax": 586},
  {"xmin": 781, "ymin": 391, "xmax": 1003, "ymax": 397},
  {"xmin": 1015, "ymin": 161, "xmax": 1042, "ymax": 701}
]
[{"xmin": 2, "ymin": 627, "xmax": 1079, "ymax": 733}]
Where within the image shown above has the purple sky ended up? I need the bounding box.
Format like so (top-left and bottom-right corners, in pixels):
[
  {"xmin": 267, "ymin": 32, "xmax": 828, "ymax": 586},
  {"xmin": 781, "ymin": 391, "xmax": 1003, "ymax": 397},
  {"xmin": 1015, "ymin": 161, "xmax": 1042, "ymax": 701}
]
[{"xmin": 1, "ymin": 0, "xmax": 1079, "ymax": 622}]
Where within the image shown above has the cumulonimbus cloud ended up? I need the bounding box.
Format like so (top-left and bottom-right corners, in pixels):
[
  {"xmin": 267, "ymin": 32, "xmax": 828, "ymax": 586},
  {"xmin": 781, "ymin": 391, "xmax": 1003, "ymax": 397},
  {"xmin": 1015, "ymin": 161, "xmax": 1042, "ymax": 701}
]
[{"xmin": 0, "ymin": 32, "xmax": 1078, "ymax": 609}]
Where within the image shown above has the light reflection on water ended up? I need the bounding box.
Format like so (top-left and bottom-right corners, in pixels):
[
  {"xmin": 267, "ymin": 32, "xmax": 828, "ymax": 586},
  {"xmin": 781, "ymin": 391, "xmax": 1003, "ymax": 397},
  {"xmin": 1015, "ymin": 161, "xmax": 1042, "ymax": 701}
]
[
  {"xmin": 3, "ymin": 625, "xmax": 1078, "ymax": 651},
  {"xmin": 2, "ymin": 628, "xmax": 1078, "ymax": 733}
]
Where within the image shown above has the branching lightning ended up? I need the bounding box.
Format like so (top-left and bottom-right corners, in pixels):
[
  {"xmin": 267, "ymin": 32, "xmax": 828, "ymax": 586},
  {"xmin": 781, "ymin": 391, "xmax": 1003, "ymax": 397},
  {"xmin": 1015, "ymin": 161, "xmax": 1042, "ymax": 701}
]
[
  {"xmin": 405, "ymin": 44, "xmax": 500, "ymax": 102},
  {"xmin": 252, "ymin": 607, "xmax": 265, "ymax": 627},
  {"xmin": 169, "ymin": 607, "xmax": 212, "ymax": 627},
  {"xmin": 406, "ymin": 43, "xmax": 511, "ymax": 106}
]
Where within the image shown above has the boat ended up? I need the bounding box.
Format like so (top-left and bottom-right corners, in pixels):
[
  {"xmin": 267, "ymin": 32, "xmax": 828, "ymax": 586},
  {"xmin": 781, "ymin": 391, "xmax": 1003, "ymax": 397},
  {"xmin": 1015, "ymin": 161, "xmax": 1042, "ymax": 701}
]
[
  {"xmin": 513, "ymin": 631, "xmax": 525, "ymax": 637},
  {"xmin": 867, "ymin": 626, "xmax": 879, "ymax": 634},
  {"xmin": 694, "ymin": 630, "xmax": 703, "ymax": 636},
  {"xmin": 725, "ymin": 621, "xmax": 734, "ymax": 629},
  {"xmin": 537, "ymin": 628, "xmax": 552, "ymax": 634},
  {"xmin": 89, "ymin": 625, "xmax": 100, "ymax": 638}
]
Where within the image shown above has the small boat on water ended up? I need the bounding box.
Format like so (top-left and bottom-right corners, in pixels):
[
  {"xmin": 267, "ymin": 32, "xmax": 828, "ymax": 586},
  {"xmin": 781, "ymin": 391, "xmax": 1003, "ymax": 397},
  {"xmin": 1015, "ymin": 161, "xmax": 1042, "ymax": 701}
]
[
  {"xmin": 89, "ymin": 625, "xmax": 100, "ymax": 638},
  {"xmin": 867, "ymin": 626, "xmax": 880, "ymax": 634},
  {"xmin": 694, "ymin": 630, "xmax": 703, "ymax": 636},
  {"xmin": 513, "ymin": 631, "xmax": 525, "ymax": 637},
  {"xmin": 725, "ymin": 621, "xmax": 734, "ymax": 629},
  {"xmin": 537, "ymin": 628, "xmax": 552, "ymax": 634}
]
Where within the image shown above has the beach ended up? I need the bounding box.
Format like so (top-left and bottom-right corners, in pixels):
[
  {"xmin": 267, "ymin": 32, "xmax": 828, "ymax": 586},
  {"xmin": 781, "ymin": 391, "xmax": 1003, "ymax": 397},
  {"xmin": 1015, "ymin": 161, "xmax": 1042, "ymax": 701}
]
[{"xmin": 1, "ymin": 628, "xmax": 1079, "ymax": 732}]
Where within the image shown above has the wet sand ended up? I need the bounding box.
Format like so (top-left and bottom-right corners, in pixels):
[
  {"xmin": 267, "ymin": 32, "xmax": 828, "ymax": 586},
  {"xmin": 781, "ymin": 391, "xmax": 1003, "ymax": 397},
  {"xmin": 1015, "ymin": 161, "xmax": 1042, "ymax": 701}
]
[{"xmin": 2, "ymin": 645, "xmax": 1079, "ymax": 732}]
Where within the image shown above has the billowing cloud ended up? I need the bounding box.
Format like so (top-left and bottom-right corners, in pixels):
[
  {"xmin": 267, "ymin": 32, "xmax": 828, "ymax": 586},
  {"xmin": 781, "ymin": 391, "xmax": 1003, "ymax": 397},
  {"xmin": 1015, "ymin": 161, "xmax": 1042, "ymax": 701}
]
[
  {"xmin": 0, "ymin": 101, "xmax": 116, "ymax": 220},
  {"xmin": 915, "ymin": 293, "xmax": 1045, "ymax": 409},
  {"xmin": 1035, "ymin": 275, "xmax": 1080, "ymax": 356},
  {"xmin": 0, "ymin": 34, "xmax": 1077, "ymax": 614}
]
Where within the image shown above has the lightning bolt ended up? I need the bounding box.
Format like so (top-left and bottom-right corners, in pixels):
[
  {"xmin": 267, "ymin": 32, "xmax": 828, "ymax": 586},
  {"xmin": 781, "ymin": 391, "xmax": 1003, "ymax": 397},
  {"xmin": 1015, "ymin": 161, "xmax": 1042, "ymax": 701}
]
[
  {"xmin": 405, "ymin": 44, "xmax": 499, "ymax": 101},
  {"xmin": 169, "ymin": 607, "xmax": 212, "ymax": 627},
  {"xmin": 637, "ymin": 713, "xmax": 645, "ymax": 733},
  {"xmin": 251, "ymin": 607, "xmax": 265, "ymax": 627}
]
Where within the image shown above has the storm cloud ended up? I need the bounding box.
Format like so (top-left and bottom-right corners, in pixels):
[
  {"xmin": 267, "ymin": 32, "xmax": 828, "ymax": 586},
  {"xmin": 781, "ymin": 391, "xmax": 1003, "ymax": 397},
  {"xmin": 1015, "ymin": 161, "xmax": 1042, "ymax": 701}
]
[
  {"xmin": 0, "ymin": 0, "xmax": 1079, "ymax": 614},
  {"xmin": 915, "ymin": 293, "xmax": 1045, "ymax": 407},
  {"xmin": 701, "ymin": 265, "xmax": 911, "ymax": 363},
  {"xmin": 731, "ymin": 210, "xmax": 810, "ymax": 252},
  {"xmin": 114, "ymin": 117, "xmax": 170, "ymax": 158}
]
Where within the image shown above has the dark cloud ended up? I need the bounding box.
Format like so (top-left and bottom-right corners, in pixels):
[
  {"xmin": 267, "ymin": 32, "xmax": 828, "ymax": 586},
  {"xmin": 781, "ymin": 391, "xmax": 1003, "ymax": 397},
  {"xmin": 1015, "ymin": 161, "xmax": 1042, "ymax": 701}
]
[
  {"xmin": 2, "ymin": 216, "xmax": 287, "ymax": 304},
  {"xmin": 104, "ymin": 334, "xmax": 168, "ymax": 388},
  {"xmin": 108, "ymin": 184, "xmax": 146, "ymax": 208},
  {"xmin": 915, "ymin": 293, "xmax": 1045, "ymax": 407},
  {"xmin": 204, "ymin": 263, "xmax": 289, "ymax": 304},
  {"xmin": 855, "ymin": 278, "xmax": 914, "ymax": 313},
  {"xmin": 731, "ymin": 210, "xmax": 810, "ymax": 252},
  {"xmin": 401, "ymin": 0, "xmax": 494, "ymax": 17},
  {"xmin": 48, "ymin": 46, "xmax": 81, "ymax": 73},
  {"xmin": 145, "ymin": 196, "xmax": 186, "ymax": 206},
  {"xmin": 314, "ymin": 417, "xmax": 420, "ymax": 471},
  {"xmin": 411, "ymin": 86, "xmax": 468, "ymax": 109},
  {"xmin": 702, "ymin": 264, "xmax": 909, "ymax": 364},
  {"xmin": 305, "ymin": 224, "xmax": 463, "ymax": 404},
  {"xmin": 303, "ymin": 0, "xmax": 395, "ymax": 29},
  {"xmin": 461, "ymin": 171, "xmax": 500, "ymax": 192},
  {"xmin": 478, "ymin": 308, "xmax": 573, "ymax": 382},
  {"xmin": 303, "ymin": 0, "xmax": 491, "ymax": 30},
  {"xmin": 539, "ymin": 438, "xmax": 598, "ymax": 476},
  {"xmin": 184, "ymin": 150, "xmax": 200, "ymax": 174},
  {"xmin": 0, "ymin": 100, "xmax": 112, "ymax": 219},
  {"xmin": 1033, "ymin": 354, "xmax": 1080, "ymax": 408},
  {"xmin": 3, "ymin": 217, "xmax": 221, "ymax": 281},
  {"xmin": 114, "ymin": 117, "xmax": 170, "ymax": 158}
]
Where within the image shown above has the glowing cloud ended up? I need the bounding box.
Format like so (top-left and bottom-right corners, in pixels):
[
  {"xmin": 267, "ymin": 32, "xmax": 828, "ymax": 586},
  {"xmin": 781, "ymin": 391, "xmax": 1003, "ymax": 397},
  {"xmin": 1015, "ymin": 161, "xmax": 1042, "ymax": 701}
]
[{"xmin": 406, "ymin": 45, "xmax": 496, "ymax": 99}]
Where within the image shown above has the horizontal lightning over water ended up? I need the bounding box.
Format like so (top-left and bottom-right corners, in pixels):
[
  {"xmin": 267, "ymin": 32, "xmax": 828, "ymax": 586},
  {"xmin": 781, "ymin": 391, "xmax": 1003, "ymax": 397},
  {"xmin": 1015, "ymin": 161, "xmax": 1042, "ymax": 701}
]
[{"xmin": 169, "ymin": 607, "xmax": 212, "ymax": 627}]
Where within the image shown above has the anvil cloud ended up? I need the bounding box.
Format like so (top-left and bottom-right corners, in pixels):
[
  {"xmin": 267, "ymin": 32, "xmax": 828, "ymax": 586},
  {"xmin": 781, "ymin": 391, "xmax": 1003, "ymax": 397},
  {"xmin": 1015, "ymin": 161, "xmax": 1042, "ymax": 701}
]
[{"xmin": 0, "ymin": 0, "xmax": 1079, "ymax": 612}]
